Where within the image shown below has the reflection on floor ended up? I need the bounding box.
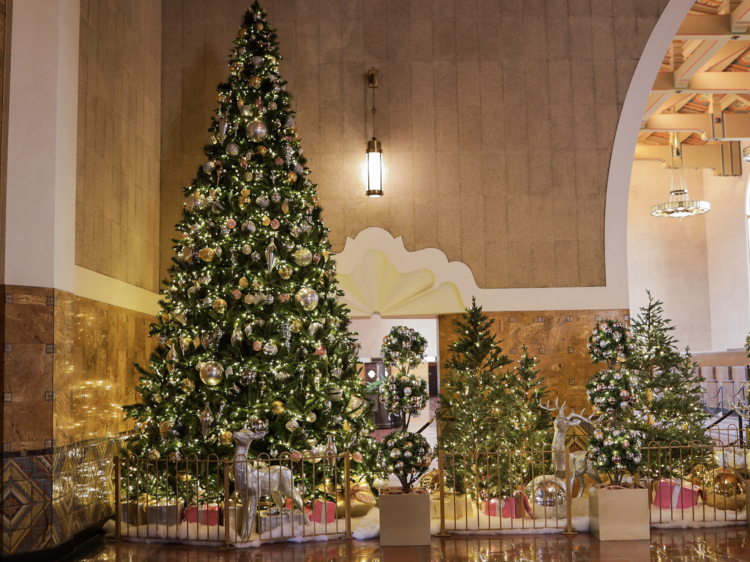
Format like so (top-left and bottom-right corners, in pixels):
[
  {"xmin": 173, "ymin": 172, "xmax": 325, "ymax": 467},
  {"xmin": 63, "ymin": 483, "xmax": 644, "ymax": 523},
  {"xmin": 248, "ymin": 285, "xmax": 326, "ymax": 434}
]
[{"xmin": 72, "ymin": 527, "xmax": 747, "ymax": 562}]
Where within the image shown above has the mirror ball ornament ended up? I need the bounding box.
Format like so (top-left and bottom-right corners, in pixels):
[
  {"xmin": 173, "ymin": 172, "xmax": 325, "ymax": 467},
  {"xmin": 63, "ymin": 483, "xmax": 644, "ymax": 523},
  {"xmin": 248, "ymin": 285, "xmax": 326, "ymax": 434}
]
[
  {"xmin": 247, "ymin": 121, "xmax": 268, "ymax": 141},
  {"xmin": 285, "ymin": 419, "xmax": 299, "ymax": 431},
  {"xmin": 200, "ymin": 361, "xmax": 224, "ymax": 386},
  {"xmin": 525, "ymin": 475, "xmax": 567, "ymax": 519},
  {"xmin": 293, "ymin": 248, "xmax": 313, "ymax": 266},
  {"xmin": 278, "ymin": 264, "xmax": 293, "ymax": 279},
  {"xmin": 295, "ymin": 287, "xmax": 319, "ymax": 311},
  {"xmin": 306, "ymin": 412, "xmax": 317, "ymax": 423},
  {"xmin": 181, "ymin": 378, "xmax": 195, "ymax": 393},
  {"xmin": 703, "ymin": 468, "xmax": 747, "ymax": 511}
]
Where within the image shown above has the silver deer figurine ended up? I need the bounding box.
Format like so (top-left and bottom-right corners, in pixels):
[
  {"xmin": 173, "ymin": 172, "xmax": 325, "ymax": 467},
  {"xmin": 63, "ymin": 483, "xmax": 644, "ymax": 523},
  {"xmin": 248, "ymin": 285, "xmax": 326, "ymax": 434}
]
[
  {"xmin": 233, "ymin": 428, "xmax": 310, "ymax": 540},
  {"xmin": 539, "ymin": 398, "xmax": 603, "ymax": 497}
]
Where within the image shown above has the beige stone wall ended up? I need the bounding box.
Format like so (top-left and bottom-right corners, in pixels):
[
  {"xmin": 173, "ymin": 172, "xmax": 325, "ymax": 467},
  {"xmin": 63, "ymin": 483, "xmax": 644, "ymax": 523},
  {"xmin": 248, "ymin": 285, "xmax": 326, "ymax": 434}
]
[
  {"xmin": 159, "ymin": 0, "xmax": 668, "ymax": 289},
  {"xmin": 627, "ymin": 160, "xmax": 712, "ymax": 352},
  {"xmin": 76, "ymin": 0, "xmax": 162, "ymax": 292}
]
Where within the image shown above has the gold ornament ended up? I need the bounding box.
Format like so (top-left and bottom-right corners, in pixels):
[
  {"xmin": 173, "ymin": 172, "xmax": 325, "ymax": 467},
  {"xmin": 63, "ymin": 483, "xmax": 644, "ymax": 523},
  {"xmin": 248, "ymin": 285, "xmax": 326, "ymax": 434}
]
[
  {"xmin": 271, "ymin": 400, "xmax": 285, "ymax": 415},
  {"xmin": 295, "ymin": 287, "xmax": 319, "ymax": 311},
  {"xmin": 198, "ymin": 248, "xmax": 215, "ymax": 262},
  {"xmin": 291, "ymin": 319, "xmax": 303, "ymax": 333},
  {"xmin": 343, "ymin": 421, "xmax": 351, "ymax": 432},
  {"xmin": 181, "ymin": 379, "xmax": 195, "ymax": 393},
  {"xmin": 219, "ymin": 429, "xmax": 234, "ymax": 446},
  {"xmin": 419, "ymin": 469, "xmax": 441, "ymax": 493},
  {"xmin": 193, "ymin": 335, "xmax": 201, "ymax": 348},
  {"xmin": 686, "ymin": 464, "xmax": 712, "ymax": 487},
  {"xmin": 703, "ymin": 468, "xmax": 747, "ymax": 511},
  {"xmin": 278, "ymin": 264, "xmax": 293, "ymax": 279},
  {"xmin": 262, "ymin": 216, "xmax": 271, "ymax": 226},
  {"xmin": 293, "ymin": 248, "xmax": 313, "ymax": 266},
  {"xmin": 287, "ymin": 171, "xmax": 297, "ymax": 183},
  {"xmin": 177, "ymin": 470, "xmax": 193, "ymax": 482},
  {"xmin": 256, "ymin": 146, "xmax": 268, "ymax": 157},
  {"xmin": 306, "ymin": 412, "xmax": 317, "ymax": 423},
  {"xmin": 199, "ymin": 361, "xmax": 224, "ymax": 386},
  {"xmin": 239, "ymin": 277, "xmax": 249, "ymax": 288},
  {"xmin": 213, "ymin": 299, "xmax": 227, "ymax": 314},
  {"xmin": 160, "ymin": 312, "xmax": 172, "ymax": 323},
  {"xmin": 282, "ymin": 201, "xmax": 289, "ymax": 214},
  {"xmin": 249, "ymin": 76, "xmax": 261, "ymax": 88},
  {"xmin": 322, "ymin": 250, "xmax": 330, "ymax": 262}
]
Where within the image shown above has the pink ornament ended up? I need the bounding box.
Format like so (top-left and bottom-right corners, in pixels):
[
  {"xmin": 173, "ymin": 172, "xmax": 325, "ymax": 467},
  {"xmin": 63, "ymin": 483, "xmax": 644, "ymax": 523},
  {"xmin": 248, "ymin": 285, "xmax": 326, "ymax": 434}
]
[
  {"xmin": 279, "ymin": 293, "xmax": 290, "ymax": 303},
  {"xmin": 253, "ymin": 340, "xmax": 262, "ymax": 351},
  {"xmin": 313, "ymin": 253, "xmax": 321, "ymax": 264},
  {"xmin": 227, "ymin": 219, "xmax": 236, "ymax": 229},
  {"xmin": 270, "ymin": 219, "xmax": 280, "ymax": 230},
  {"xmin": 352, "ymin": 451, "xmax": 363, "ymax": 462},
  {"xmin": 314, "ymin": 346, "xmax": 327, "ymax": 357},
  {"xmin": 290, "ymin": 451, "xmax": 302, "ymax": 461},
  {"xmin": 274, "ymin": 157, "xmax": 284, "ymax": 166},
  {"xmin": 232, "ymin": 289, "xmax": 242, "ymax": 300}
]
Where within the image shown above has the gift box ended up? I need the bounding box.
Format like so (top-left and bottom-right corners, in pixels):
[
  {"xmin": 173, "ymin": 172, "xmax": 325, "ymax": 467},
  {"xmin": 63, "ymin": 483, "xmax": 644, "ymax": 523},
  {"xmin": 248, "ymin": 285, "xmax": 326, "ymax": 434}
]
[
  {"xmin": 224, "ymin": 499, "xmax": 246, "ymax": 533},
  {"xmin": 119, "ymin": 500, "xmax": 145, "ymax": 525},
  {"xmin": 286, "ymin": 498, "xmax": 337, "ymax": 524},
  {"xmin": 430, "ymin": 493, "xmax": 474, "ymax": 519},
  {"xmin": 481, "ymin": 495, "xmax": 530, "ymax": 518},
  {"xmin": 653, "ymin": 478, "xmax": 701, "ymax": 509},
  {"xmin": 146, "ymin": 499, "xmax": 184, "ymax": 525},
  {"xmin": 258, "ymin": 508, "xmax": 305, "ymax": 534},
  {"xmin": 184, "ymin": 503, "xmax": 220, "ymax": 526},
  {"xmin": 336, "ymin": 482, "xmax": 375, "ymax": 518}
]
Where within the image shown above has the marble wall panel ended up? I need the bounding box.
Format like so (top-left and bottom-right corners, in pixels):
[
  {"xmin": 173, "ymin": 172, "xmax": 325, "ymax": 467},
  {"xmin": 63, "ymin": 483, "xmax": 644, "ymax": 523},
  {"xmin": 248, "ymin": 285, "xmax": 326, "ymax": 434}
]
[{"xmin": 438, "ymin": 308, "xmax": 630, "ymax": 412}]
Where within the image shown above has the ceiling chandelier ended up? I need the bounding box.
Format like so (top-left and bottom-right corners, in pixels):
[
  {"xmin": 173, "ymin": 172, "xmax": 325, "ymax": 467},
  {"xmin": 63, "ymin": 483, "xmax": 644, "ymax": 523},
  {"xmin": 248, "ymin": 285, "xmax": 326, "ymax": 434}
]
[{"xmin": 650, "ymin": 133, "xmax": 710, "ymax": 218}]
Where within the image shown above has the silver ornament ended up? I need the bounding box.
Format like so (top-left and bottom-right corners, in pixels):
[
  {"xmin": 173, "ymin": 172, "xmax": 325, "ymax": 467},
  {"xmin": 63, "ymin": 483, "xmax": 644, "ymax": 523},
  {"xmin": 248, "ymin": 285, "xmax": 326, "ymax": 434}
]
[
  {"xmin": 525, "ymin": 476, "xmax": 567, "ymax": 519},
  {"xmin": 200, "ymin": 362, "xmax": 224, "ymax": 386},
  {"xmin": 295, "ymin": 288, "xmax": 319, "ymax": 312},
  {"xmin": 246, "ymin": 121, "xmax": 268, "ymax": 141}
]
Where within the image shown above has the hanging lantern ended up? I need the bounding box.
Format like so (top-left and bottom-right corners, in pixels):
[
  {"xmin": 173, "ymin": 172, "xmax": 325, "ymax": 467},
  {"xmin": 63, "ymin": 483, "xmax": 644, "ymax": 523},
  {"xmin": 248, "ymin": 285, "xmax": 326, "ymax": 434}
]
[{"xmin": 650, "ymin": 133, "xmax": 710, "ymax": 219}]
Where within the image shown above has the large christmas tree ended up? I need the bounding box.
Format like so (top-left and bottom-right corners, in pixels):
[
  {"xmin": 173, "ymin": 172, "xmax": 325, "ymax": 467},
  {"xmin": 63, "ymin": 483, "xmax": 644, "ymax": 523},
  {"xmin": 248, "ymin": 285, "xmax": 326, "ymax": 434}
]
[
  {"xmin": 625, "ymin": 292, "xmax": 711, "ymax": 478},
  {"xmin": 123, "ymin": 2, "xmax": 375, "ymax": 496}
]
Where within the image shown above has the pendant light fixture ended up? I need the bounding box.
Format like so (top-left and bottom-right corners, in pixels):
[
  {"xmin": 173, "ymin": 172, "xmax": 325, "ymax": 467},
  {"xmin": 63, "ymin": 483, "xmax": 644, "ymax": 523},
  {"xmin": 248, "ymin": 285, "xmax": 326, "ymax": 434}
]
[
  {"xmin": 366, "ymin": 68, "xmax": 383, "ymax": 197},
  {"xmin": 650, "ymin": 133, "xmax": 710, "ymax": 219}
]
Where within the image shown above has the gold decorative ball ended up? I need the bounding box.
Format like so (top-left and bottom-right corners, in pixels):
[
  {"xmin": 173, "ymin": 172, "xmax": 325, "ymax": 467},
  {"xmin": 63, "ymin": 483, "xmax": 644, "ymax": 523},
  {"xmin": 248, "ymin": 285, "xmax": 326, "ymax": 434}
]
[
  {"xmin": 271, "ymin": 400, "xmax": 285, "ymax": 415},
  {"xmin": 262, "ymin": 216, "xmax": 271, "ymax": 226},
  {"xmin": 291, "ymin": 319, "xmax": 303, "ymax": 333},
  {"xmin": 239, "ymin": 277, "xmax": 249, "ymax": 288},
  {"xmin": 278, "ymin": 264, "xmax": 293, "ymax": 279},
  {"xmin": 199, "ymin": 361, "xmax": 224, "ymax": 386},
  {"xmin": 293, "ymin": 248, "xmax": 313, "ymax": 266},
  {"xmin": 181, "ymin": 379, "xmax": 195, "ymax": 393},
  {"xmin": 306, "ymin": 412, "xmax": 317, "ymax": 423},
  {"xmin": 213, "ymin": 299, "xmax": 227, "ymax": 314},
  {"xmin": 244, "ymin": 171, "xmax": 253, "ymax": 181},
  {"xmin": 177, "ymin": 470, "xmax": 193, "ymax": 482},
  {"xmin": 153, "ymin": 394, "xmax": 163, "ymax": 404},
  {"xmin": 287, "ymin": 171, "xmax": 297, "ymax": 183},
  {"xmin": 295, "ymin": 287, "xmax": 319, "ymax": 312},
  {"xmin": 198, "ymin": 248, "xmax": 215, "ymax": 262},
  {"xmin": 159, "ymin": 312, "xmax": 172, "ymax": 323},
  {"xmin": 686, "ymin": 464, "xmax": 712, "ymax": 487},
  {"xmin": 256, "ymin": 146, "xmax": 268, "ymax": 157},
  {"xmin": 249, "ymin": 76, "xmax": 261, "ymax": 88},
  {"xmin": 219, "ymin": 429, "xmax": 234, "ymax": 446},
  {"xmin": 703, "ymin": 468, "xmax": 747, "ymax": 511},
  {"xmin": 148, "ymin": 449, "xmax": 161, "ymax": 460}
]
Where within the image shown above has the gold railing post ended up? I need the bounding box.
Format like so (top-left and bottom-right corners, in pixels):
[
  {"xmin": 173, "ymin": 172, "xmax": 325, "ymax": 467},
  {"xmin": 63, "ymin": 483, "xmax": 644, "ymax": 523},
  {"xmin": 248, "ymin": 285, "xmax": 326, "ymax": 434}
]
[
  {"xmin": 344, "ymin": 453, "xmax": 352, "ymax": 539},
  {"xmin": 113, "ymin": 455, "xmax": 122, "ymax": 542},
  {"xmin": 562, "ymin": 447, "xmax": 577, "ymax": 535},
  {"xmin": 221, "ymin": 459, "xmax": 234, "ymax": 549},
  {"xmin": 436, "ymin": 449, "xmax": 450, "ymax": 537}
]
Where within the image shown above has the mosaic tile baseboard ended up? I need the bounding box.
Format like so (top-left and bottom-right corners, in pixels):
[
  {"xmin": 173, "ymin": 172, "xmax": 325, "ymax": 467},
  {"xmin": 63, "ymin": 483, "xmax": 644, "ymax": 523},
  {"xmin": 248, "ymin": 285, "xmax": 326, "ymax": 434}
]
[{"xmin": 2, "ymin": 438, "xmax": 119, "ymax": 556}]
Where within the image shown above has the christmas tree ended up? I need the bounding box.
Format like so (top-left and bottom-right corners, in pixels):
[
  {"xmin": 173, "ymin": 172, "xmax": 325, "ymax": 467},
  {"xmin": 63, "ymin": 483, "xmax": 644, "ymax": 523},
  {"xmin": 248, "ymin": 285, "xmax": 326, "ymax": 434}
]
[
  {"xmin": 497, "ymin": 347, "xmax": 553, "ymax": 484},
  {"xmin": 626, "ymin": 292, "xmax": 711, "ymax": 478},
  {"xmin": 438, "ymin": 299, "xmax": 511, "ymax": 499},
  {"xmin": 123, "ymin": 2, "xmax": 376, "ymax": 498}
]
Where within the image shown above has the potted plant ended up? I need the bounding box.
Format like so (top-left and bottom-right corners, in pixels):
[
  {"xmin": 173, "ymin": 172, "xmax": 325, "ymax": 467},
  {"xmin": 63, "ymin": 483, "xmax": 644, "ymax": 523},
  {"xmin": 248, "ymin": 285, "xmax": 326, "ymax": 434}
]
[
  {"xmin": 376, "ymin": 326, "xmax": 432, "ymax": 546},
  {"xmin": 586, "ymin": 319, "xmax": 649, "ymax": 540}
]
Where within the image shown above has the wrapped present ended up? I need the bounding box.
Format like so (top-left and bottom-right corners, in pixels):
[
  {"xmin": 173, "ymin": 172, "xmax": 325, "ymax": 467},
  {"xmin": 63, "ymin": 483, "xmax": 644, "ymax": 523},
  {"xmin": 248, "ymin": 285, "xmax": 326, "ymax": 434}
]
[
  {"xmin": 336, "ymin": 482, "xmax": 376, "ymax": 518},
  {"xmin": 481, "ymin": 496, "xmax": 530, "ymax": 518},
  {"xmin": 224, "ymin": 497, "xmax": 246, "ymax": 533},
  {"xmin": 653, "ymin": 478, "xmax": 701, "ymax": 509},
  {"xmin": 430, "ymin": 493, "xmax": 475, "ymax": 520},
  {"xmin": 119, "ymin": 500, "xmax": 145, "ymax": 525},
  {"xmin": 258, "ymin": 507, "xmax": 305, "ymax": 534},
  {"xmin": 285, "ymin": 498, "xmax": 337, "ymax": 524},
  {"xmin": 146, "ymin": 499, "xmax": 184, "ymax": 525},
  {"xmin": 184, "ymin": 502, "xmax": 220, "ymax": 525}
]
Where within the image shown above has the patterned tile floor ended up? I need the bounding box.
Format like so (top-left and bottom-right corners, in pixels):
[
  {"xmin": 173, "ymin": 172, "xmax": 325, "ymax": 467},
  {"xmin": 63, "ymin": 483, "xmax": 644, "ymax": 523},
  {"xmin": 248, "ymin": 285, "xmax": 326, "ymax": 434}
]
[{"xmin": 70, "ymin": 528, "xmax": 748, "ymax": 562}]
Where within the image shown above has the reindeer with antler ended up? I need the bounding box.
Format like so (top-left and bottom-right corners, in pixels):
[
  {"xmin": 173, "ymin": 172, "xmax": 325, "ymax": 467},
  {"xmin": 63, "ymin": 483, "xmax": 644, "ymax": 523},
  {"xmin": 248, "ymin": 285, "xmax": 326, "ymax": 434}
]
[{"xmin": 539, "ymin": 398, "xmax": 603, "ymax": 497}]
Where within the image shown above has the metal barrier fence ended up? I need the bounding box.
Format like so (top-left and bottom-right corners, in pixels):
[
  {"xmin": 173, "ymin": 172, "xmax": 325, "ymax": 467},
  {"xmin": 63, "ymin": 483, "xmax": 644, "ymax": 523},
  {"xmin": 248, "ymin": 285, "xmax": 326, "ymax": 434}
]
[{"xmin": 113, "ymin": 452, "xmax": 355, "ymax": 547}]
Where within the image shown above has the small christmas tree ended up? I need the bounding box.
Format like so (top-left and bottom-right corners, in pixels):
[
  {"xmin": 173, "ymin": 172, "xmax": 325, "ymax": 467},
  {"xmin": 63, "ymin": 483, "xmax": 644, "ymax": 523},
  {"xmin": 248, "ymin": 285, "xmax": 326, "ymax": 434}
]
[
  {"xmin": 376, "ymin": 327, "xmax": 432, "ymax": 493},
  {"xmin": 497, "ymin": 347, "xmax": 553, "ymax": 484},
  {"xmin": 438, "ymin": 299, "xmax": 511, "ymax": 499},
  {"xmin": 122, "ymin": 2, "xmax": 376, "ymax": 499},
  {"xmin": 626, "ymin": 292, "xmax": 711, "ymax": 478}
]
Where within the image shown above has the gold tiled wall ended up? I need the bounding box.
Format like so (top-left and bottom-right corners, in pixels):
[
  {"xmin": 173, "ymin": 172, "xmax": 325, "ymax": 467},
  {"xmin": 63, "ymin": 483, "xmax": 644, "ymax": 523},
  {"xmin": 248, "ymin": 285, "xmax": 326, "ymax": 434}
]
[
  {"xmin": 53, "ymin": 290, "xmax": 157, "ymax": 448},
  {"xmin": 75, "ymin": 0, "xmax": 162, "ymax": 292},
  {"xmin": 160, "ymin": 0, "xmax": 667, "ymax": 289},
  {"xmin": 438, "ymin": 309, "xmax": 630, "ymax": 412}
]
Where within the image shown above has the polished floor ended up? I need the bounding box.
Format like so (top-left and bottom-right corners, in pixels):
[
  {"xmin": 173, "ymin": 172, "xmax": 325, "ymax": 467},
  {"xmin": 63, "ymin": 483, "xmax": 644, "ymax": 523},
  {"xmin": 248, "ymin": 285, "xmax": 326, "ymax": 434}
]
[{"xmin": 70, "ymin": 528, "xmax": 748, "ymax": 562}]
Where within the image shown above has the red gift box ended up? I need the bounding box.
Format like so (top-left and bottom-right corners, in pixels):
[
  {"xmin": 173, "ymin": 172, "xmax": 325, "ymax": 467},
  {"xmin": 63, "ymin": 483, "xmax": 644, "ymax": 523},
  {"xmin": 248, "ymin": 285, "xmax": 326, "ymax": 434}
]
[
  {"xmin": 653, "ymin": 478, "xmax": 701, "ymax": 509},
  {"xmin": 285, "ymin": 498, "xmax": 336, "ymax": 523},
  {"xmin": 184, "ymin": 503, "xmax": 220, "ymax": 525},
  {"xmin": 482, "ymin": 496, "xmax": 530, "ymax": 518}
]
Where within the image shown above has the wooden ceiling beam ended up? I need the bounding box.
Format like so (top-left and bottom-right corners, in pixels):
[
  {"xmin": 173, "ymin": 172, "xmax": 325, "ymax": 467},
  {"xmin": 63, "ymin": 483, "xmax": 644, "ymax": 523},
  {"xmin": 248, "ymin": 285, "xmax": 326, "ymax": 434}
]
[
  {"xmin": 643, "ymin": 111, "xmax": 750, "ymax": 140},
  {"xmin": 732, "ymin": 0, "xmax": 750, "ymax": 31},
  {"xmin": 634, "ymin": 142, "xmax": 742, "ymax": 176},
  {"xmin": 676, "ymin": 14, "xmax": 750, "ymax": 39},
  {"xmin": 653, "ymin": 70, "xmax": 750, "ymax": 93},
  {"xmin": 674, "ymin": 38, "xmax": 732, "ymax": 87},
  {"xmin": 703, "ymin": 40, "xmax": 750, "ymax": 70}
]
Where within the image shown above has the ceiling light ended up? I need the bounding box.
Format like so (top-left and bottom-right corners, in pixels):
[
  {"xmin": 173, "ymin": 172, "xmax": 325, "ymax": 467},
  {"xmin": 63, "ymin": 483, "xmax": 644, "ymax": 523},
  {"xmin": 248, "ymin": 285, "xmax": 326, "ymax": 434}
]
[
  {"xmin": 650, "ymin": 133, "xmax": 710, "ymax": 219},
  {"xmin": 366, "ymin": 68, "xmax": 383, "ymax": 198}
]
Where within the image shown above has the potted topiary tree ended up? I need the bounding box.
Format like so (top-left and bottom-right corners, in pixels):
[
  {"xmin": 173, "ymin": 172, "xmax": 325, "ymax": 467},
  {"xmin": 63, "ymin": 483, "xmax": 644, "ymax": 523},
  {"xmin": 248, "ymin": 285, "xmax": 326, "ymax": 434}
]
[
  {"xmin": 586, "ymin": 319, "xmax": 650, "ymax": 540},
  {"xmin": 376, "ymin": 326, "xmax": 432, "ymax": 546}
]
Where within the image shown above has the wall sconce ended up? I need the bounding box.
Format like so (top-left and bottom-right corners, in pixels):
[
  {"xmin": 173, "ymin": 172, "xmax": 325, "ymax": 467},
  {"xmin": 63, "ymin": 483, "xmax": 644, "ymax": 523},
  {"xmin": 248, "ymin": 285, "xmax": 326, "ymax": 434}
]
[{"xmin": 366, "ymin": 68, "xmax": 383, "ymax": 197}]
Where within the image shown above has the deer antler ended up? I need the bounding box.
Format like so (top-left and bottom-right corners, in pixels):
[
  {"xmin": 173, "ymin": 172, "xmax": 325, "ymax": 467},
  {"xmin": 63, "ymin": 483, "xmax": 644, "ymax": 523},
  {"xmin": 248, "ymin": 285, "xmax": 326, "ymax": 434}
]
[
  {"xmin": 729, "ymin": 398, "xmax": 750, "ymax": 420},
  {"xmin": 568, "ymin": 407, "xmax": 601, "ymax": 426},
  {"xmin": 538, "ymin": 398, "xmax": 568, "ymax": 417}
]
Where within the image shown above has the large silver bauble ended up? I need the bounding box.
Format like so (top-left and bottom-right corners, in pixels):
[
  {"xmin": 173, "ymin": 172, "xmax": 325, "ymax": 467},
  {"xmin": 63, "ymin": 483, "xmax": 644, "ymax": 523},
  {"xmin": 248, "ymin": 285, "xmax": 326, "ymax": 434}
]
[
  {"xmin": 246, "ymin": 121, "xmax": 268, "ymax": 141},
  {"xmin": 199, "ymin": 361, "xmax": 224, "ymax": 386},
  {"xmin": 525, "ymin": 475, "xmax": 566, "ymax": 519},
  {"xmin": 293, "ymin": 247, "xmax": 313, "ymax": 266},
  {"xmin": 295, "ymin": 287, "xmax": 319, "ymax": 311}
]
